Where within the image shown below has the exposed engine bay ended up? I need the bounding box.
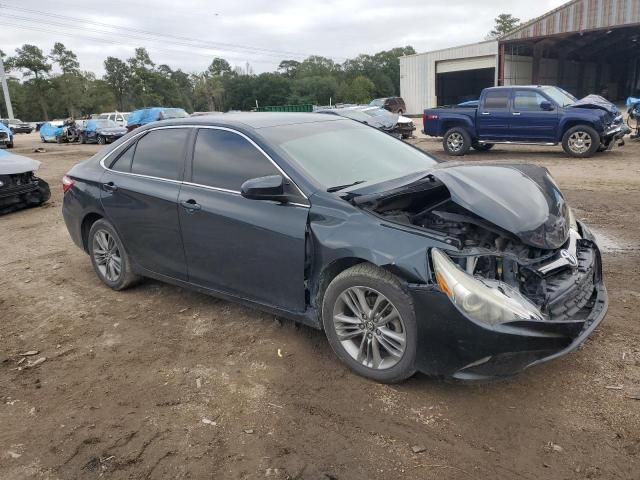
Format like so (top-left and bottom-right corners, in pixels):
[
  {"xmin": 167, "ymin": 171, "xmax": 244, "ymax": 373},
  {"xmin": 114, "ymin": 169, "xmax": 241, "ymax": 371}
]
[
  {"xmin": 0, "ymin": 151, "xmax": 51, "ymax": 215},
  {"xmin": 352, "ymin": 173, "xmax": 599, "ymax": 322}
]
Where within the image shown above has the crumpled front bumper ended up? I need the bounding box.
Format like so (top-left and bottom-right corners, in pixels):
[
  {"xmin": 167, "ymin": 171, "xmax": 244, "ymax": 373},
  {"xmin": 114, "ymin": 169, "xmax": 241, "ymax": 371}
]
[
  {"xmin": 602, "ymin": 122, "xmax": 632, "ymax": 149},
  {"xmin": 408, "ymin": 226, "xmax": 608, "ymax": 381}
]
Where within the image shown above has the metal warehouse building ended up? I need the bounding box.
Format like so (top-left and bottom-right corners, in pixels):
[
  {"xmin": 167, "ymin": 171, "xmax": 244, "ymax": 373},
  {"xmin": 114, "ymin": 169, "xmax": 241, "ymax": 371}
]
[{"xmin": 400, "ymin": 0, "xmax": 640, "ymax": 114}]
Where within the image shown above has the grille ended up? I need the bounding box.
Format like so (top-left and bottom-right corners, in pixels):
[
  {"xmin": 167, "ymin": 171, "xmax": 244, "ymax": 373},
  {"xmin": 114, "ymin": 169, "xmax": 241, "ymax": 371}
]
[{"xmin": 541, "ymin": 244, "xmax": 596, "ymax": 321}]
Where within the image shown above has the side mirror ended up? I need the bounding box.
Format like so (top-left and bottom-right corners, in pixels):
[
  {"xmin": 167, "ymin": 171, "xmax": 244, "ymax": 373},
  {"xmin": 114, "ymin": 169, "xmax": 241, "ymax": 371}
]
[
  {"xmin": 540, "ymin": 101, "xmax": 555, "ymax": 111},
  {"xmin": 241, "ymin": 175, "xmax": 288, "ymax": 203}
]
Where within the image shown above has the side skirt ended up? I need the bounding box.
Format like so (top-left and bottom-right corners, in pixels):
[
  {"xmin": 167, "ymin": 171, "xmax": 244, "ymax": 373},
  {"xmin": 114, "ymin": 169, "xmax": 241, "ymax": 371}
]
[{"xmin": 132, "ymin": 263, "xmax": 322, "ymax": 330}]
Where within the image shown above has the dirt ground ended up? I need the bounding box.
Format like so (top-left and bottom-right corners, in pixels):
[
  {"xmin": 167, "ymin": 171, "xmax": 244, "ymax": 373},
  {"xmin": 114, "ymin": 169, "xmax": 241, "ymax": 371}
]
[{"xmin": 1, "ymin": 131, "xmax": 639, "ymax": 480}]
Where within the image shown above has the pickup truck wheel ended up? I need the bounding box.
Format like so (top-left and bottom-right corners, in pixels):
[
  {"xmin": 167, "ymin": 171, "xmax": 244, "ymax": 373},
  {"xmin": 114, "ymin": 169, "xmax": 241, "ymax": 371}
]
[
  {"xmin": 472, "ymin": 142, "xmax": 494, "ymax": 151},
  {"xmin": 443, "ymin": 127, "xmax": 471, "ymax": 156},
  {"xmin": 562, "ymin": 125, "xmax": 599, "ymax": 158}
]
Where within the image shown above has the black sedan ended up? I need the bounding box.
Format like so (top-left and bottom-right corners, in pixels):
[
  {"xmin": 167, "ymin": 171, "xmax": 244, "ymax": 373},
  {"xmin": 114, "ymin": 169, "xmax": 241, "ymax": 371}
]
[
  {"xmin": 79, "ymin": 119, "xmax": 128, "ymax": 145},
  {"xmin": 62, "ymin": 113, "xmax": 607, "ymax": 383}
]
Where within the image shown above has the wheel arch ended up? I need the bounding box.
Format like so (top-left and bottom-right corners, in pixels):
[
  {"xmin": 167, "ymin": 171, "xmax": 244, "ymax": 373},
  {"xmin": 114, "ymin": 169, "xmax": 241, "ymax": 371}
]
[
  {"xmin": 440, "ymin": 118, "xmax": 474, "ymax": 138},
  {"xmin": 559, "ymin": 120, "xmax": 601, "ymax": 140},
  {"xmin": 81, "ymin": 212, "xmax": 104, "ymax": 253},
  {"xmin": 312, "ymin": 258, "xmax": 414, "ymax": 316}
]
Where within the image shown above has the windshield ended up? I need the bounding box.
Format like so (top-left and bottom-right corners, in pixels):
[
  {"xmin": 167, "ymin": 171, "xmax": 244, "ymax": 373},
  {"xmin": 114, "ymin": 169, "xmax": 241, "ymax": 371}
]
[
  {"xmin": 260, "ymin": 119, "xmax": 437, "ymax": 189},
  {"xmin": 369, "ymin": 98, "xmax": 384, "ymax": 107},
  {"xmin": 542, "ymin": 86, "xmax": 577, "ymax": 107},
  {"xmin": 95, "ymin": 119, "xmax": 118, "ymax": 128}
]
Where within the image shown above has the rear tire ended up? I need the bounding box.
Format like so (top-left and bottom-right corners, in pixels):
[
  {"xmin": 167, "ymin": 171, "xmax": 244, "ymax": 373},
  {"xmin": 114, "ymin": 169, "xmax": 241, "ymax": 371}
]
[
  {"xmin": 6, "ymin": 141, "xmax": 13, "ymax": 149},
  {"xmin": 562, "ymin": 125, "xmax": 599, "ymax": 158},
  {"xmin": 88, "ymin": 219, "xmax": 140, "ymax": 291},
  {"xmin": 322, "ymin": 263, "xmax": 417, "ymax": 383},
  {"xmin": 472, "ymin": 142, "xmax": 494, "ymax": 151},
  {"xmin": 443, "ymin": 127, "xmax": 471, "ymax": 156}
]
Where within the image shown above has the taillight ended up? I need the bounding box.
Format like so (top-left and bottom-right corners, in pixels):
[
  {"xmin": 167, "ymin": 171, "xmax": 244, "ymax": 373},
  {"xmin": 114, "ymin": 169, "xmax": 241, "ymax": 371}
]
[
  {"xmin": 427, "ymin": 114, "xmax": 439, "ymax": 120},
  {"xmin": 62, "ymin": 175, "xmax": 74, "ymax": 193}
]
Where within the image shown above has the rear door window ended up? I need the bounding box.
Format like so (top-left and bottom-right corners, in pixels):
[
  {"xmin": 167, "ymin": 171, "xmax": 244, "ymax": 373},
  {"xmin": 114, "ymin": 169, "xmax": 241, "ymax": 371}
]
[
  {"xmin": 483, "ymin": 91, "xmax": 510, "ymax": 110},
  {"xmin": 130, "ymin": 128, "xmax": 189, "ymax": 180},
  {"xmin": 191, "ymin": 128, "xmax": 279, "ymax": 191}
]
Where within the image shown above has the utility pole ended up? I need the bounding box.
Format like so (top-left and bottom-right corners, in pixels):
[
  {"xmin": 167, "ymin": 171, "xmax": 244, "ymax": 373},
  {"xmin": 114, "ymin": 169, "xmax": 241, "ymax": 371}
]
[{"xmin": 0, "ymin": 55, "xmax": 14, "ymax": 119}]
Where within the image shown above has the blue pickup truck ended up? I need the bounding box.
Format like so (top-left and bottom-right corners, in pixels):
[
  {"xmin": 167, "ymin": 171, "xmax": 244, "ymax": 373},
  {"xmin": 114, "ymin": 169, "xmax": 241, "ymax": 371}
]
[{"xmin": 423, "ymin": 86, "xmax": 630, "ymax": 158}]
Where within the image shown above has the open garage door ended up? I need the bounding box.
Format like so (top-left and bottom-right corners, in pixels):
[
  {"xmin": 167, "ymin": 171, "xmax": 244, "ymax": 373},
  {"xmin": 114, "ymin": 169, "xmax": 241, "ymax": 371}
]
[{"xmin": 436, "ymin": 67, "xmax": 496, "ymax": 106}]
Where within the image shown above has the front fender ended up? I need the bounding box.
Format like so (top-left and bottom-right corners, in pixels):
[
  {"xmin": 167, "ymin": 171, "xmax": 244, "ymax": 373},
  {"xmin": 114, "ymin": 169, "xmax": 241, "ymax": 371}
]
[{"xmin": 308, "ymin": 193, "xmax": 447, "ymax": 290}]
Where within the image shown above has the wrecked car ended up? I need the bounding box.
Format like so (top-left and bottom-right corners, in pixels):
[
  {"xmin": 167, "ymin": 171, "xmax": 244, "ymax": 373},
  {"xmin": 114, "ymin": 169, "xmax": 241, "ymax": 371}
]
[
  {"xmin": 0, "ymin": 121, "xmax": 14, "ymax": 148},
  {"xmin": 62, "ymin": 113, "xmax": 608, "ymax": 383},
  {"xmin": 316, "ymin": 106, "xmax": 414, "ymax": 138},
  {"xmin": 424, "ymin": 86, "xmax": 630, "ymax": 158},
  {"xmin": 39, "ymin": 122, "xmax": 64, "ymax": 143},
  {"xmin": 126, "ymin": 107, "xmax": 189, "ymax": 131},
  {"xmin": 0, "ymin": 149, "xmax": 51, "ymax": 215},
  {"xmin": 79, "ymin": 119, "xmax": 128, "ymax": 145}
]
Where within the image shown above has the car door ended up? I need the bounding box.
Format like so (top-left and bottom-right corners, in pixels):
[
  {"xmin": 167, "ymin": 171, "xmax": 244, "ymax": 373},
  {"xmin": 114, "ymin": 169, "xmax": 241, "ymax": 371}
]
[
  {"xmin": 509, "ymin": 90, "xmax": 559, "ymax": 141},
  {"xmin": 100, "ymin": 127, "xmax": 190, "ymax": 280},
  {"xmin": 178, "ymin": 127, "xmax": 309, "ymax": 311},
  {"xmin": 477, "ymin": 90, "xmax": 512, "ymax": 141}
]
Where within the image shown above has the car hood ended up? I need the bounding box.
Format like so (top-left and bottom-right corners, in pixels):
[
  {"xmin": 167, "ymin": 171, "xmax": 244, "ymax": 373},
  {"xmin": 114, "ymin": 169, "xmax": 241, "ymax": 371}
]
[
  {"xmin": 0, "ymin": 150, "xmax": 41, "ymax": 175},
  {"xmin": 350, "ymin": 161, "xmax": 570, "ymax": 250},
  {"xmin": 569, "ymin": 94, "xmax": 619, "ymax": 115},
  {"xmin": 366, "ymin": 115, "xmax": 398, "ymax": 129}
]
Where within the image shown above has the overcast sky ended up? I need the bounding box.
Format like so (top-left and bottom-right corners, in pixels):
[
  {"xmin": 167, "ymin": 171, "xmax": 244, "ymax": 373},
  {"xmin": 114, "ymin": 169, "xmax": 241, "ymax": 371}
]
[{"xmin": 1, "ymin": 0, "xmax": 568, "ymax": 76}]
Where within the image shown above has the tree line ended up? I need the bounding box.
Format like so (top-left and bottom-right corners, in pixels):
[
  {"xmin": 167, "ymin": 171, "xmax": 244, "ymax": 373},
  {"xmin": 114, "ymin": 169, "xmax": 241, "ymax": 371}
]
[{"xmin": 0, "ymin": 43, "xmax": 415, "ymax": 121}]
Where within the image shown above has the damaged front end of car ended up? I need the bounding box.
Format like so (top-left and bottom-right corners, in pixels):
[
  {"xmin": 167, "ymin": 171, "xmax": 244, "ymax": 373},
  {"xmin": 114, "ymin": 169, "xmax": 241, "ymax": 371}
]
[
  {"xmin": 349, "ymin": 162, "xmax": 608, "ymax": 380},
  {"xmin": 570, "ymin": 94, "xmax": 631, "ymax": 149},
  {"xmin": 0, "ymin": 150, "xmax": 51, "ymax": 215}
]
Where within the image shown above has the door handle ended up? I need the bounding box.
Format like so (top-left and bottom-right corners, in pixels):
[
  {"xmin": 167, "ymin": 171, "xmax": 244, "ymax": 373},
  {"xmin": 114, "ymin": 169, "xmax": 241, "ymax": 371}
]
[
  {"xmin": 102, "ymin": 182, "xmax": 118, "ymax": 192},
  {"xmin": 481, "ymin": 112, "xmax": 491, "ymax": 116},
  {"xmin": 180, "ymin": 199, "xmax": 201, "ymax": 212},
  {"xmin": 512, "ymin": 112, "xmax": 521, "ymax": 116}
]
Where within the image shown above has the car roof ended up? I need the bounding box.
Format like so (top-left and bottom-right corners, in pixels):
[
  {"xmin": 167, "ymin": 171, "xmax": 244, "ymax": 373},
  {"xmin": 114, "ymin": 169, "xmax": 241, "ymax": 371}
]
[{"xmin": 142, "ymin": 112, "xmax": 345, "ymax": 130}]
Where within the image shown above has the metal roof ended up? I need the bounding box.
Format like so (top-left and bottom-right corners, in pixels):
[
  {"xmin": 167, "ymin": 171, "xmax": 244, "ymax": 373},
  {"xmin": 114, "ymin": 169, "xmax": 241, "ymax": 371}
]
[{"xmin": 501, "ymin": 0, "xmax": 640, "ymax": 41}]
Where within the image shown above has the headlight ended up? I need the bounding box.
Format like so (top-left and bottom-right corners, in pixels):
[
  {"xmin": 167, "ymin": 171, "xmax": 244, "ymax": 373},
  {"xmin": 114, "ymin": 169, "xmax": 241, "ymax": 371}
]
[{"xmin": 431, "ymin": 248, "xmax": 543, "ymax": 325}]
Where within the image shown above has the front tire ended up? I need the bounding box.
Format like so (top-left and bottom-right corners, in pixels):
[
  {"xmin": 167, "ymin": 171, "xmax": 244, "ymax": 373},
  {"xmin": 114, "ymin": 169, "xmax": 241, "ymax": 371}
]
[
  {"xmin": 322, "ymin": 264, "xmax": 417, "ymax": 383},
  {"xmin": 443, "ymin": 127, "xmax": 471, "ymax": 156},
  {"xmin": 562, "ymin": 125, "xmax": 599, "ymax": 158},
  {"xmin": 97, "ymin": 135, "xmax": 106, "ymax": 145},
  {"xmin": 6, "ymin": 141, "xmax": 13, "ymax": 149},
  {"xmin": 88, "ymin": 219, "xmax": 140, "ymax": 291}
]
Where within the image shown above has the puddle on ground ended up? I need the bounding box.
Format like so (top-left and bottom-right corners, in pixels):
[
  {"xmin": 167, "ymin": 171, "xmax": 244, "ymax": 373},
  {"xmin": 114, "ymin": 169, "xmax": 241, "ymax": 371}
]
[{"xmin": 590, "ymin": 228, "xmax": 639, "ymax": 253}]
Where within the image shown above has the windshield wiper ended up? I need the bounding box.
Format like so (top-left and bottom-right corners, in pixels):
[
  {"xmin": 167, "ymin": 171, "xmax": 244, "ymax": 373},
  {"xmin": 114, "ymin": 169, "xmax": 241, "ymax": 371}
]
[{"xmin": 327, "ymin": 180, "xmax": 366, "ymax": 192}]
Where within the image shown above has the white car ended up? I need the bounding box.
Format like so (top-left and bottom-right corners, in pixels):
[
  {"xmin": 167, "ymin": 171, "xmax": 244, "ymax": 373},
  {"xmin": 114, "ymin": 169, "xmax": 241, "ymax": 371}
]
[{"xmin": 97, "ymin": 112, "xmax": 130, "ymax": 128}]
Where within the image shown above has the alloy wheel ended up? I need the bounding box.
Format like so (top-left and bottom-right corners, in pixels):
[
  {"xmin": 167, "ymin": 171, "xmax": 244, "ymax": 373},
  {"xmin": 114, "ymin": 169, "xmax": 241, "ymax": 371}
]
[
  {"xmin": 332, "ymin": 286, "xmax": 407, "ymax": 370},
  {"xmin": 92, "ymin": 229, "xmax": 122, "ymax": 282},
  {"xmin": 568, "ymin": 131, "xmax": 592, "ymax": 154},
  {"xmin": 447, "ymin": 132, "xmax": 464, "ymax": 152}
]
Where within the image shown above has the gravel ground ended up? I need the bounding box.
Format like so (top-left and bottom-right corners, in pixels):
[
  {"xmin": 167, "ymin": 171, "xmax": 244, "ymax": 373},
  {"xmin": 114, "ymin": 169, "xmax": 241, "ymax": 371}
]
[{"xmin": 1, "ymin": 132, "xmax": 639, "ymax": 480}]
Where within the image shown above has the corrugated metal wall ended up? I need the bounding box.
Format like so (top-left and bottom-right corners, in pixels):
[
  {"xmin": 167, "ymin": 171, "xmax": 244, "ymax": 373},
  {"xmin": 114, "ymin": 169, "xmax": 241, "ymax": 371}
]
[
  {"xmin": 502, "ymin": 0, "xmax": 640, "ymax": 40},
  {"xmin": 400, "ymin": 41, "xmax": 498, "ymax": 114}
]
